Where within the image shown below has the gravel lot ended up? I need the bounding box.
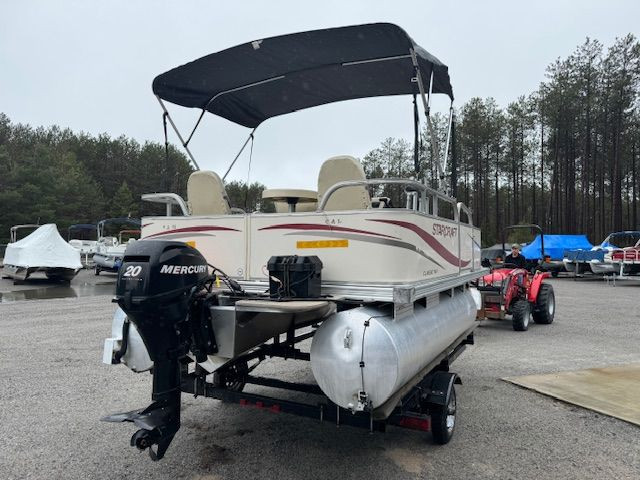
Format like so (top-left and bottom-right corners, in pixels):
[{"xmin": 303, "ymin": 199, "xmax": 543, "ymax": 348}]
[{"xmin": 1, "ymin": 277, "xmax": 639, "ymax": 480}]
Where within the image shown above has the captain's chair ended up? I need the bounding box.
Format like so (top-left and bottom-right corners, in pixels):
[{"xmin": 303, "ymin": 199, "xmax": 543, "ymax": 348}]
[
  {"xmin": 187, "ymin": 170, "xmax": 231, "ymax": 215},
  {"xmin": 317, "ymin": 155, "xmax": 371, "ymax": 211}
]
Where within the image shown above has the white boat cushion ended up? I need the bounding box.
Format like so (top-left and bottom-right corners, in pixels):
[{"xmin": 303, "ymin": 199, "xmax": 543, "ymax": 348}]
[
  {"xmin": 187, "ymin": 170, "xmax": 231, "ymax": 215},
  {"xmin": 317, "ymin": 155, "xmax": 371, "ymax": 211}
]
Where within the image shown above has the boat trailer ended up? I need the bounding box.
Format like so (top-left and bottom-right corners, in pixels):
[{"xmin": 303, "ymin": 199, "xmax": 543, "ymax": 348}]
[{"xmin": 182, "ymin": 327, "xmax": 473, "ymax": 439}]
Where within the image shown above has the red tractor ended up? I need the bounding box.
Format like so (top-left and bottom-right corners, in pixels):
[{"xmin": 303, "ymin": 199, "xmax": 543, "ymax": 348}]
[{"xmin": 476, "ymin": 225, "xmax": 556, "ymax": 331}]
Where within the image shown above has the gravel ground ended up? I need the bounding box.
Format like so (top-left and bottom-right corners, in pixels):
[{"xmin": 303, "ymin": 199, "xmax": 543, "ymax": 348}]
[{"xmin": 1, "ymin": 278, "xmax": 639, "ymax": 480}]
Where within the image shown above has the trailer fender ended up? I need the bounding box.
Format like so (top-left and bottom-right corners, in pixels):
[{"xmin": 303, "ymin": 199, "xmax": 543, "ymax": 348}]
[
  {"xmin": 528, "ymin": 272, "xmax": 550, "ymax": 303},
  {"xmin": 423, "ymin": 371, "xmax": 459, "ymax": 406}
]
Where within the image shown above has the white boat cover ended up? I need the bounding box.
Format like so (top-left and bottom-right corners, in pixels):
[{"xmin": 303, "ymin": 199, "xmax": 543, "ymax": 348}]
[{"xmin": 4, "ymin": 224, "xmax": 82, "ymax": 269}]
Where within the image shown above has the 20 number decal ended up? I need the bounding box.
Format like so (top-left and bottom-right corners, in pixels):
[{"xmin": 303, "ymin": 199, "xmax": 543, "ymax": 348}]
[{"xmin": 123, "ymin": 265, "xmax": 142, "ymax": 277}]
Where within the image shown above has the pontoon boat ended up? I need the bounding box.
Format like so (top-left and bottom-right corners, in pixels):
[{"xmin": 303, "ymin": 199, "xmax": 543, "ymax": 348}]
[
  {"xmin": 68, "ymin": 223, "xmax": 98, "ymax": 267},
  {"xmin": 2, "ymin": 224, "xmax": 82, "ymax": 282},
  {"xmin": 93, "ymin": 218, "xmax": 140, "ymax": 274},
  {"xmin": 102, "ymin": 23, "xmax": 486, "ymax": 460}
]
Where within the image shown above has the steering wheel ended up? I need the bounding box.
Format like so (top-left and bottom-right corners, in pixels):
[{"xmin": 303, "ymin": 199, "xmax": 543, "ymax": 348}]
[{"xmin": 493, "ymin": 262, "xmax": 521, "ymax": 270}]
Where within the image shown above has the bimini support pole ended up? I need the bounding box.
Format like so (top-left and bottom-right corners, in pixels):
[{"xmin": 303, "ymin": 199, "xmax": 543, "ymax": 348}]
[
  {"xmin": 441, "ymin": 102, "xmax": 454, "ymax": 190},
  {"xmin": 410, "ymin": 49, "xmax": 444, "ymax": 191},
  {"xmin": 155, "ymin": 95, "xmax": 201, "ymax": 170},
  {"xmin": 222, "ymin": 128, "xmax": 257, "ymax": 181}
]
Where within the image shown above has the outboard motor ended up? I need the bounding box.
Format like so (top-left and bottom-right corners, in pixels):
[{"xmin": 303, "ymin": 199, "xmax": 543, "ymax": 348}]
[{"xmin": 102, "ymin": 240, "xmax": 212, "ymax": 460}]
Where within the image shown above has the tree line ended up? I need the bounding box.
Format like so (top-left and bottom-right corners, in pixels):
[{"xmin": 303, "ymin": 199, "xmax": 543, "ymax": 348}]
[
  {"xmin": 363, "ymin": 34, "xmax": 640, "ymax": 246},
  {"xmin": 2, "ymin": 35, "xmax": 638, "ymax": 247},
  {"xmin": 0, "ymin": 113, "xmax": 194, "ymax": 243}
]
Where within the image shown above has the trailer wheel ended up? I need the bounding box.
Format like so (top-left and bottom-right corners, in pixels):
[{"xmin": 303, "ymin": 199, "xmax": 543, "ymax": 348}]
[
  {"xmin": 511, "ymin": 300, "xmax": 530, "ymax": 331},
  {"xmin": 94, "ymin": 266, "xmax": 101, "ymax": 276},
  {"xmin": 431, "ymin": 386, "xmax": 456, "ymax": 444},
  {"xmin": 214, "ymin": 360, "xmax": 248, "ymax": 392},
  {"xmin": 533, "ymin": 284, "xmax": 555, "ymax": 324}
]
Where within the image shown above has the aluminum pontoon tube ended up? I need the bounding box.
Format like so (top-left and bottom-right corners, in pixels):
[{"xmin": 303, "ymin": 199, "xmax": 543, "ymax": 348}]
[{"xmin": 310, "ymin": 289, "xmax": 477, "ymax": 410}]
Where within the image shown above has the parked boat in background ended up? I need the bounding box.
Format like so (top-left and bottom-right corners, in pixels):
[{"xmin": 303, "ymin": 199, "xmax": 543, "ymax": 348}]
[
  {"xmin": 68, "ymin": 223, "xmax": 98, "ymax": 267},
  {"xmin": 605, "ymin": 237, "xmax": 640, "ymax": 277},
  {"xmin": 2, "ymin": 224, "xmax": 82, "ymax": 282},
  {"xmin": 93, "ymin": 218, "xmax": 140, "ymax": 275},
  {"xmin": 521, "ymin": 233, "xmax": 592, "ymax": 276},
  {"xmin": 563, "ymin": 231, "xmax": 640, "ymax": 276}
]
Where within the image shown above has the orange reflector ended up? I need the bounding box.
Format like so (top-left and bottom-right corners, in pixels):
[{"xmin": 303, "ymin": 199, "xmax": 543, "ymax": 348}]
[
  {"xmin": 186, "ymin": 241, "xmax": 196, "ymax": 248},
  {"xmin": 296, "ymin": 239, "xmax": 348, "ymax": 249}
]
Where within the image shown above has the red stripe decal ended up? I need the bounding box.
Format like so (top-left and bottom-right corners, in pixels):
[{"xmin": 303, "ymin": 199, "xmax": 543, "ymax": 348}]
[
  {"xmin": 145, "ymin": 225, "xmax": 240, "ymax": 238},
  {"xmin": 258, "ymin": 223, "xmax": 399, "ymax": 239},
  {"xmin": 368, "ymin": 219, "xmax": 470, "ymax": 267}
]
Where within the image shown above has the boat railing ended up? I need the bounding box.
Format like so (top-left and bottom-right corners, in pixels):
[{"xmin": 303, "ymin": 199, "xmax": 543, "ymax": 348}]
[
  {"xmin": 319, "ymin": 178, "xmax": 477, "ymax": 273},
  {"xmin": 318, "ymin": 178, "xmax": 471, "ymax": 222},
  {"xmin": 141, "ymin": 193, "xmax": 190, "ymax": 216}
]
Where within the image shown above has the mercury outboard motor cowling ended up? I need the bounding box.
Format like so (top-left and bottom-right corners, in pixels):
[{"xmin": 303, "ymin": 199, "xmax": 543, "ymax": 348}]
[{"xmin": 103, "ymin": 240, "xmax": 211, "ymax": 460}]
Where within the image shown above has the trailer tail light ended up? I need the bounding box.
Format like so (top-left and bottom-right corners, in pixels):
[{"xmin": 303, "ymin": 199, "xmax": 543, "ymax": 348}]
[
  {"xmin": 398, "ymin": 416, "xmax": 431, "ymax": 432},
  {"xmin": 238, "ymin": 399, "xmax": 281, "ymax": 413}
]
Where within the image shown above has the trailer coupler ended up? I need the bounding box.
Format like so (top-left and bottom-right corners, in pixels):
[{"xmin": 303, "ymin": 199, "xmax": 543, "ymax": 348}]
[{"xmin": 102, "ymin": 396, "xmax": 180, "ymax": 461}]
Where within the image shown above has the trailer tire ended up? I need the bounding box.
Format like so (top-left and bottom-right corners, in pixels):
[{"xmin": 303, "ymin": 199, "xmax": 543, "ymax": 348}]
[
  {"xmin": 95, "ymin": 266, "xmax": 101, "ymax": 276},
  {"xmin": 511, "ymin": 300, "xmax": 530, "ymax": 331},
  {"xmin": 431, "ymin": 386, "xmax": 456, "ymax": 444},
  {"xmin": 533, "ymin": 284, "xmax": 555, "ymax": 324}
]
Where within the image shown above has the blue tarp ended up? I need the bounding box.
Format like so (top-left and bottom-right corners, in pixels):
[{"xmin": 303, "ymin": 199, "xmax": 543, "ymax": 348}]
[
  {"xmin": 564, "ymin": 249, "xmax": 605, "ymax": 262},
  {"xmin": 521, "ymin": 235, "xmax": 593, "ymax": 261}
]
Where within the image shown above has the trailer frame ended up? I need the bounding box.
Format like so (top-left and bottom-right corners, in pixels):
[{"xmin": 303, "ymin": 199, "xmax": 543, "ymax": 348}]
[{"xmin": 180, "ymin": 326, "xmax": 475, "ymax": 436}]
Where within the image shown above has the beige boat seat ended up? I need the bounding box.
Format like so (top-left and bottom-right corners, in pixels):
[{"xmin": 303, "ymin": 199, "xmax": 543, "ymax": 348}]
[
  {"xmin": 187, "ymin": 170, "xmax": 231, "ymax": 215},
  {"xmin": 317, "ymin": 155, "xmax": 371, "ymax": 211}
]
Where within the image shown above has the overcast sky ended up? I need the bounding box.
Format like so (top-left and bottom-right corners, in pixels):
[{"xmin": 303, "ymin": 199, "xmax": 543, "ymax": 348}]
[{"xmin": 2, "ymin": 1, "xmax": 639, "ymax": 190}]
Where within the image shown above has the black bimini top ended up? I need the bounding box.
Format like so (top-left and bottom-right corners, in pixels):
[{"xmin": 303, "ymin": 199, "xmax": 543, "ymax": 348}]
[{"xmin": 152, "ymin": 23, "xmax": 453, "ymax": 128}]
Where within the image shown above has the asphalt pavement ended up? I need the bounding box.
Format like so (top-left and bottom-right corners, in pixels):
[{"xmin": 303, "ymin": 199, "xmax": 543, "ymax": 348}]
[{"xmin": 1, "ymin": 277, "xmax": 639, "ymax": 479}]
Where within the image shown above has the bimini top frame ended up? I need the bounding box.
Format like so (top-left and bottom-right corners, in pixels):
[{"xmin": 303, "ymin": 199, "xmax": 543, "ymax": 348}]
[
  {"xmin": 153, "ymin": 22, "xmax": 455, "ymax": 190},
  {"xmin": 97, "ymin": 218, "xmax": 141, "ymax": 238}
]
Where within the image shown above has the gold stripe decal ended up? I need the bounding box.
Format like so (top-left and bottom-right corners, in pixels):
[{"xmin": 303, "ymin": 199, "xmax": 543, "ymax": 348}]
[{"xmin": 297, "ymin": 239, "xmax": 349, "ymax": 249}]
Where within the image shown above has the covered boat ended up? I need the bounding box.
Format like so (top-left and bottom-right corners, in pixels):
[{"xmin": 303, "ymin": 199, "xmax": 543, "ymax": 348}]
[
  {"xmin": 102, "ymin": 23, "xmax": 485, "ymax": 460},
  {"xmin": 563, "ymin": 231, "xmax": 640, "ymax": 275},
  {"xmin": 2, "ymin": 224, "xmax": 82, "ymax": 281},
  {"xmin": 522, "ymin": 234, "xmax": 592, "ymax": 275}
]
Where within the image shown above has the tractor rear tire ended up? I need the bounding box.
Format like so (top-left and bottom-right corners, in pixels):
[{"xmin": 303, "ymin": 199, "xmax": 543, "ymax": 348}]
[
  {"xmin": 512, "ymin": 300, "xmax": 531, "ymax": 331},
  {"xmin": 533, "ymin": 284, "xmax": 555, "ymax": 324}
]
